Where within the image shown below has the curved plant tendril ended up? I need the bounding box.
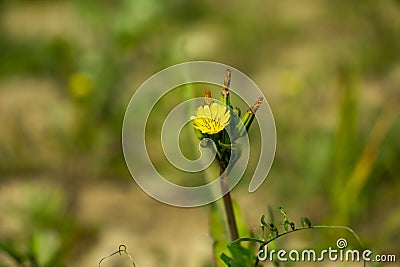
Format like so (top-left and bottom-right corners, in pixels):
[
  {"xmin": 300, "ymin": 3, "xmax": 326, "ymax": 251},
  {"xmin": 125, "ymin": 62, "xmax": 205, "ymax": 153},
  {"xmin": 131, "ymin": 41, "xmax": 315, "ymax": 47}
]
[
  {"xmin": 99, "ymin": 244, "xmax": 136, "ymax": 267},
  {"xmin": 226, "ymin": 208, "xmax": 366, "ymax": 267}
]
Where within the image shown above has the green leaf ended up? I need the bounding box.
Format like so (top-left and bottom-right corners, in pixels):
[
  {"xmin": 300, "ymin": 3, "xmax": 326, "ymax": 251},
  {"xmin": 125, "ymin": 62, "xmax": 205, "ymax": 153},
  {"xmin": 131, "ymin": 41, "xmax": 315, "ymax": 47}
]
[
  {"xmin": 268, "ymin": 223, "xmax": 279, "ymax": 237},
  {"xmin": 228, "ymin": 242, "xmax": 255, "ymax": 267},
  {"xmin": 301, "ymin": 217, "xmax": 312, "ymax": 228},
  {"xmin": 278, "ymin": 207, "xmax": 287, "ymax": 219},
  {"xmin": 283, "ymin": 220, "xmax": 289, "ymax": 232},
  {"xmin": 210, "ymin": 203, "xmax": 230, "ymax": 267},
  {"xmin": 30, "ymin": 230, "xmax": 61, "ymax": 267},
  {"xmin": 232, "ymin": 200, "xmax": 250, "ymax": 238},
  {"xmin": 221, "ymin": 253, "xmax": 233, "ymax": 266},
  {"xmin": 260, "ymin": 215, "xmax": 268, "ymax": 227},
  {"xmin": 0, "ymin": 241, "xmax": 25, "ymax": 265},
  {"xmin": 211, "ymin": 199, "xmax": 254, "ymax": 267}
]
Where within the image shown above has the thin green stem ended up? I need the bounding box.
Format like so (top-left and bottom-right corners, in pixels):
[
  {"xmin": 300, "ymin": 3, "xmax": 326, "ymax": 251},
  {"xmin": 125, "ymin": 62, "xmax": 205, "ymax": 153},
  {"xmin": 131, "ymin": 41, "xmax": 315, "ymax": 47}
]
[
  {"xmin": 220, "ymin": 164, "xmax": 239, "ymax": 241},
  {"xmin": 231, "ymin": 225, "xmax": 364, "ymax": 249},
  {"xmin": 99, "ymin": 245, "xmax": 136, "ymax": 267}
]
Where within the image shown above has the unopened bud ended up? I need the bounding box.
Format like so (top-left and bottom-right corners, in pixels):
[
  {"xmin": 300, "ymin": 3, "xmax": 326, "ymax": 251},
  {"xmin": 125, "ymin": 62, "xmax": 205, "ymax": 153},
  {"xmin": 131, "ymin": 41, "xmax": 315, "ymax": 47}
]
[
  {"xmin": 205, "ymin": 89, "xmax": 212, "ymax": 105},
  {"xmin": 251, "ymin": 97, "xmax": 263, "ymax": 113},
  {"xmin": 221, "ymin": 69, "xmax": 231, "ymax": 107},
  {"xmin": 237, "ymin": 97, "xmax": 264, "ymax": 136}
]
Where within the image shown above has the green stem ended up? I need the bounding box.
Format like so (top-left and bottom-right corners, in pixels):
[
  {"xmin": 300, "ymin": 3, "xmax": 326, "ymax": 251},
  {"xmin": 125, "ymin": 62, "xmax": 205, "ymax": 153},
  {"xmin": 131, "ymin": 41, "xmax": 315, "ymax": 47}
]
[
  {"xmin": 220, "ymin": 164, "xmax": 239, "ymax": 241},
  {"xmin": 99, "ymin": 245, "xmax": 136, "ymax": 267}
]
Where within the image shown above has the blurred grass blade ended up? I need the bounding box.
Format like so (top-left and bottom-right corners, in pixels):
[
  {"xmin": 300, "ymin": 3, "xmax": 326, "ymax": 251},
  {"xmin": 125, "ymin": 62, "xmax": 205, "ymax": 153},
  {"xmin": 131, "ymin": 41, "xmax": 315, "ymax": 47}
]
[{"xmin": 210, "ymin": 203, "xmax": 230, "ymax": 267}]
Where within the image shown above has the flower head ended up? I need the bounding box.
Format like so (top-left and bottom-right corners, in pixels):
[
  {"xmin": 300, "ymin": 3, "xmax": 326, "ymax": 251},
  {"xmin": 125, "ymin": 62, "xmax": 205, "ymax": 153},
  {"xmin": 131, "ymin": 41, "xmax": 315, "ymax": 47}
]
[{"xmin": 191, "ymin": 102, "xmax": 230, "ymax": 134}]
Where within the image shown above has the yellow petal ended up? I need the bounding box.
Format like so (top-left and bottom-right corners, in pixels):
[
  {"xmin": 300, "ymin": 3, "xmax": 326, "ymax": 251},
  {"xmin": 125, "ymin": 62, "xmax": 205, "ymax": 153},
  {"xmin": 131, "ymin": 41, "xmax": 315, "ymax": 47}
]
[
  {"xmin": 203, "ymin": 105, "xmax": 211, "ymax": 117},
  {"xmin": 209, "ymin": 103, "xmax": 218, "ymax": 119},
  {"xmin": 195, "ymin": 106, "xmax": 205, "ymax": 117},
  {"xmin": 192, "ymin": 103, "xmax": 231, "ymax": 134},
  {"xmin": 220, "ymin": 113, "xmax": 230, "ymax": 126},
  {"xmin": 217, "ymin": 104, "xmax": 226, "ymax": 118}
]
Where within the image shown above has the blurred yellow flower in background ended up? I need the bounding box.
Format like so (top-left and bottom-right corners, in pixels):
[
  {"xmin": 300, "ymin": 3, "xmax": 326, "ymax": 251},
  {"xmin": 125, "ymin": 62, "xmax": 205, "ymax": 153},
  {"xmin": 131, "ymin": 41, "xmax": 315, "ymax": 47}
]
[
  {"xmin": 68, "ymin": 72, "xmax": 93, "ymax": 99},
  {"xmin": 191, "ymin": 102, "xmax": 230, "ymax": 134}
]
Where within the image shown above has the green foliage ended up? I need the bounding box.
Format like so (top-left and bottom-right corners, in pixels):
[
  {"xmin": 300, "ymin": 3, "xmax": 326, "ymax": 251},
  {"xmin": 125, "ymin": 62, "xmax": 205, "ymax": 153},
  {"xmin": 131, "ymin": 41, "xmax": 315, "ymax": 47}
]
[
  {"xmin": 220, "ymin": 207, "xmax": 364, "ymax": 267},
  {"xmin": 0, "ymin": 186, "xmax": 95, "ymax": 267},
  {"xmin": 221, "ymin": 241, "xmax": 255, "ymax": 267},
  {"xmin": 210, "ymin": 203, "xmax": 229, "ymax": 267},
  {"xmin": 210, "ymin": 200, "xmax": 254, "ymax": 267}
]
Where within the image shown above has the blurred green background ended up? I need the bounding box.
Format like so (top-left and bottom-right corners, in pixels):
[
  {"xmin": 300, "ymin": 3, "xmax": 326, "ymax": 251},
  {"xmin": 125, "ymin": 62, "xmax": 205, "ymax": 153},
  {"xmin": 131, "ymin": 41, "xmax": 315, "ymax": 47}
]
[{"xmin": 0, "ymin": 0, "xmax": 399, "ymax": 266}]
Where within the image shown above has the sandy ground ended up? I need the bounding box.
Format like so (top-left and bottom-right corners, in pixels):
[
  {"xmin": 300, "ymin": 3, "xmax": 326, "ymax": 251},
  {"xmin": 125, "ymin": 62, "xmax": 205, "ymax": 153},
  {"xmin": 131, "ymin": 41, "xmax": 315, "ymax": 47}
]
[{"xmin": 0, "ymin": 179, "xmax": 213, "ymax": 267}]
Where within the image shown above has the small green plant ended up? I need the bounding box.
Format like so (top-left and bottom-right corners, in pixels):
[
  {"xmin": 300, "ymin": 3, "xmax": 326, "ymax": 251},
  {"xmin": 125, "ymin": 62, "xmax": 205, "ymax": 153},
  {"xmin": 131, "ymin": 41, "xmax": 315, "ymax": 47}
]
[
  {"xmin": 197, "ymin": 71, "xmax": 366, "ymax": 267},
  {"xmin": 191, "ymin": 69, "xmax": 263, "ymax": 242},
  {"xmin": 98, "ymin": 208, "xmax": 365, "ymax": 267},
  {"xmin": 220, "ymin": 207, "xmax": 365, "ymax": 267},
  {"xmin": 100, "ymin": 69, "xmax": 367, "ymax": 267}
]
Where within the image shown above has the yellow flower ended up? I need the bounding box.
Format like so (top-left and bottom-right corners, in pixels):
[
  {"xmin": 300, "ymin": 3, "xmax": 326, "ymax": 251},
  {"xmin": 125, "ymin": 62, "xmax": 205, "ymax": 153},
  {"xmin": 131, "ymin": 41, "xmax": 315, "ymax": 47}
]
[
  {"xmin": 69, "ymin": 72, "xmax": 93, "ymax": 98},
  {"xmin": 191, "ymin": 102, "xmax": 230, "ymax": 134}
]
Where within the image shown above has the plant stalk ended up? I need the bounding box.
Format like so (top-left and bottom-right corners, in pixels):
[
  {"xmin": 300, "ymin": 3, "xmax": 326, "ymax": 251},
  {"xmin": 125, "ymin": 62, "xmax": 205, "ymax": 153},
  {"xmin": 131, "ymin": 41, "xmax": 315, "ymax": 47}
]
[{"xmin": 220, "ymin": 164, "xmax": 239, "ymax": 241}]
